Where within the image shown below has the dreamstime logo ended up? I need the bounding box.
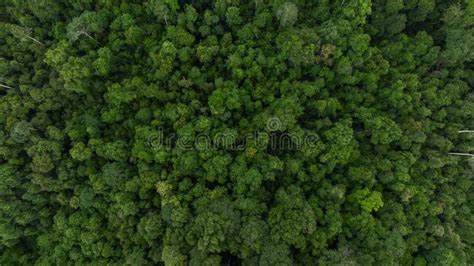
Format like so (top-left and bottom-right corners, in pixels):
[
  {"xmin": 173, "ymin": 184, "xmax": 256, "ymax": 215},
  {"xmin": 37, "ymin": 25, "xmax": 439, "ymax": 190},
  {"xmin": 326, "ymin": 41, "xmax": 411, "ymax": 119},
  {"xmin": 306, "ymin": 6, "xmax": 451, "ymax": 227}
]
[
  {"xmin": 266, "ymin": 117, "xmax": 282, "ymax": 131},
  {"xmin": 146, "ymin": 117, "xmax": 319, "ymax": 151}
]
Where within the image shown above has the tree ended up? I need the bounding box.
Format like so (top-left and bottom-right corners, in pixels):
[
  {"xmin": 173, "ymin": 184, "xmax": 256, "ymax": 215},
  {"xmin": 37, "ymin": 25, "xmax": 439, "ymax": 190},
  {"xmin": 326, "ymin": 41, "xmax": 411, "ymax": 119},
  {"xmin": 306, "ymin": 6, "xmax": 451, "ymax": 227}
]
[
  {"xmin": 148, "ymin": 0, "xmax": 180, "ymax": 25},
  {"xmin": 5, "ymin": 24, "xmax": 43, "ymax": 45},
  {"xmin": 439, "ymin": 3, "xmax": 474, "ymax": 67},
  {"xmin": 276, "ymin": 2, "xmax": 298, "ymax": 28},
  {"xmin": 69, "ymin": 142, "xmax": 92, "ymax": 161},
  {"xmin": 66, "ymin": 11, "xmax": 107, "ymax": 42}
]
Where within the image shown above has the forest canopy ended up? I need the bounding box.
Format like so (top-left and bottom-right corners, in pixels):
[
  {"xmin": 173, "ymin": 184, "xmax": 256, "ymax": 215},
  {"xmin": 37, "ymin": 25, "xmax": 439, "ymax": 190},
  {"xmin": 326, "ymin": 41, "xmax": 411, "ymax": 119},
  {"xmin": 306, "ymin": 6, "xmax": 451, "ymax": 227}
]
[{"xmin": 0, "ymin": 0, "xmax": 473, "ymax": 265}]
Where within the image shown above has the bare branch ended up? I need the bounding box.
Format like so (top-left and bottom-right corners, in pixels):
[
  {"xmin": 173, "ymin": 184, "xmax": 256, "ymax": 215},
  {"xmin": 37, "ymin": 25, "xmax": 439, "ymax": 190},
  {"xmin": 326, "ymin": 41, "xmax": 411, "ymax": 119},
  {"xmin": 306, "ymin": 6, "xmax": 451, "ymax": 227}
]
[
  {"xmin": 26, "ymin": 35, "xmax": 44, "ymax": 45},
  {"xmin": 448, "ymin": 152, "xmax": 474, "ymax": 157},
  {"xmin": 458, "ymin": 130, "xmax": 474, "ymax": 133},
  {"xmin": 0, "ymin": 84, "xmax": 14, "ymax": 89},
  {"xmin": 82, "ymin": 31, "xmax": 94, "ymax": 40}
]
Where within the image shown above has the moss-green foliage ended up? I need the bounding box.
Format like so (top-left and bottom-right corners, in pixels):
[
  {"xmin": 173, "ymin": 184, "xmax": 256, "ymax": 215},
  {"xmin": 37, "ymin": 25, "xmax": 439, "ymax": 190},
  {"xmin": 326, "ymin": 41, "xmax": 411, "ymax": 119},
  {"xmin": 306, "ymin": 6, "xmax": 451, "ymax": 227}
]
[{"xmin": 0, "ymin": 0, "xmax": 473, "ymax": 265}]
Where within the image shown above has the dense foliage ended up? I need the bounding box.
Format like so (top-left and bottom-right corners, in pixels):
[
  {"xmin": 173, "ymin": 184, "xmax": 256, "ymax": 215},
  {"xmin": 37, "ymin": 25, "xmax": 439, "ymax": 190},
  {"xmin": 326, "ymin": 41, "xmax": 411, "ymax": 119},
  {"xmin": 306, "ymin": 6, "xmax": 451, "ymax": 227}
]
[{"xmin": 1, "ymin": 0, "xmax": 473, "ymax": 265}]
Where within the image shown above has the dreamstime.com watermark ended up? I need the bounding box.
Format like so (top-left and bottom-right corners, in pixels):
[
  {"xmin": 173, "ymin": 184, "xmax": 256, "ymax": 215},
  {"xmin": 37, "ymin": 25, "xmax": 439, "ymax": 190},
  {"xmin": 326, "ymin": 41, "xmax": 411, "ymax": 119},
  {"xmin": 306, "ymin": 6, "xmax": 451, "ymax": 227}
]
[{"xmin": 145, "ymin": 117, "xmax": 319, "ymax": 151}]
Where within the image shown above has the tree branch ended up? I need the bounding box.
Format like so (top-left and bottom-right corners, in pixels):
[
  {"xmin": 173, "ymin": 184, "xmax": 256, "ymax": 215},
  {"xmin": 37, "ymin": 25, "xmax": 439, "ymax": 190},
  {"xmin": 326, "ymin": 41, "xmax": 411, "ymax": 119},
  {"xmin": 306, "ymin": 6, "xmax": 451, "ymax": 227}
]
[
  {"xmin": 448, "ymin": 152, "xmax": 474, "ymax": 157},
  {"xmin": 0, "ymin": 84, "xmax": 14, "ymax": 89},
  {"xmin": 26, "ymin": 35, "xmax": 44, "ymax": 45}
]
